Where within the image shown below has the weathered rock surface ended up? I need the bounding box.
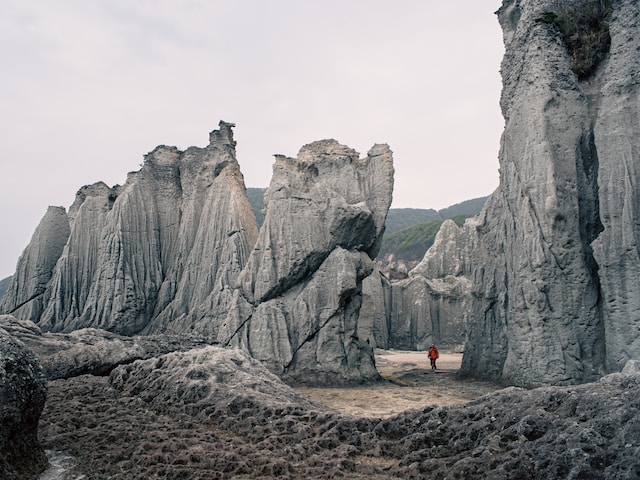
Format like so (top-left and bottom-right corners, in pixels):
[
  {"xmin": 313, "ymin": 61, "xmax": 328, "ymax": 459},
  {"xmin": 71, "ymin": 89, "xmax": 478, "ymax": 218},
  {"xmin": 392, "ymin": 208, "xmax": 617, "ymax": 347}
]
[
  {"xmin": 589, "ymin": 0, "xmax": 640, "ymax": 372},
  {"xmin": 1, "ymin": 122, "xmax": 258, "ymax": 337},
  {"xmin": 1, "ymin": 207, "xmax": 70, "ymax": 324},
  {"xmin": 0, "ymin": 276, "xmax": 12, "ymax": 303},
  {"xmin": 370, "ymin": 219, "xmax": 475, "ymax": 350},
  {"xmin": 358, "ymin": 265, "xmax": 391, "ymax": 349},
  {"xmin": 458, "ymin": 0, "xmax": 640, "ymax": 386},
  {"xmin": 38, "ymin": 346, "xmax": 640, "ymax": 479},
  {"xmin": 0, "ymin": 325, "xmax": 48, "ymax": 479},
  {"xmin": 38, "ymin": 182, "xmax": 117, "ymax": 332},
  {"xmin": 218, "ymin": 140, "xmax": 394, "ymax": 384},
  {"xmin": 0, "ymin": 314, "xmax": 207, "ymax": 380}
]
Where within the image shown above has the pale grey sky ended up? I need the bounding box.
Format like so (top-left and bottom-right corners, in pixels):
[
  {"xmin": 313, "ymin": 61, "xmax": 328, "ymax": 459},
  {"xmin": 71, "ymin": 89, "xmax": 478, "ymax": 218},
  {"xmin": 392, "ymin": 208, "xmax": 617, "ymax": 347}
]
[{"xmin": 0, "ymin": 0, "xmax": 504, "ymax": 279}]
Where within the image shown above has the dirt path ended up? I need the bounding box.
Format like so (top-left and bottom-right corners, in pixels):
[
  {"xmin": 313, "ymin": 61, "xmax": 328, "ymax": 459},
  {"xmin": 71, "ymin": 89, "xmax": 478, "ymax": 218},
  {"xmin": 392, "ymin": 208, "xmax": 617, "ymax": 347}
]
[{"xmin": 296, "ymin": 349, "xmax": 501, "ymax": 418}]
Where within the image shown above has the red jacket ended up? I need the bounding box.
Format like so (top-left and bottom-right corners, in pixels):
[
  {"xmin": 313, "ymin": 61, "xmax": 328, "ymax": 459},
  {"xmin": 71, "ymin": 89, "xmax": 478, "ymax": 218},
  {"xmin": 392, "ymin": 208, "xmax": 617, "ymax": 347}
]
[{"xmin": 428, "ymin": 347, "xmax": 439, "ymax": 359}]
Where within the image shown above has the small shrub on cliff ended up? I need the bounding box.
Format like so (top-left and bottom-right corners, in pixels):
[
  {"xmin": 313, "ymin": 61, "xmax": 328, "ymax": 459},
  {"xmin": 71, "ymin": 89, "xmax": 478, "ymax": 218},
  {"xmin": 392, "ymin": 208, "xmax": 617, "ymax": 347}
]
[{"xmin": 537, "ymin": 0, "xmax": 613, "ymax": 79}]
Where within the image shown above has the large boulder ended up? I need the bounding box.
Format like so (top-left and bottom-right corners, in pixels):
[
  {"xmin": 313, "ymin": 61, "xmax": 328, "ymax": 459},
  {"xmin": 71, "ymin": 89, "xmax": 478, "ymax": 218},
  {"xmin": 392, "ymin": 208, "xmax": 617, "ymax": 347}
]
[
  {"xmin": 218, "ymin": 140, "xmax": 394, "ymax": 384},
  {"xmin": 0, "ymin": 326, "xmax": 48, "ymax": 479}
]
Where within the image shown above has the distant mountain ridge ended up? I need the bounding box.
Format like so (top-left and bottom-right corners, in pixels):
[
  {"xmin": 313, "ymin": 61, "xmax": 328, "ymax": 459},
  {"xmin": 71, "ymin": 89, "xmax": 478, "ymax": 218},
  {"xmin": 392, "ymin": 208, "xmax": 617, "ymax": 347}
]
[{"xmin": 377, "ymin": 214, "xmax": 468, "ymax": 263}]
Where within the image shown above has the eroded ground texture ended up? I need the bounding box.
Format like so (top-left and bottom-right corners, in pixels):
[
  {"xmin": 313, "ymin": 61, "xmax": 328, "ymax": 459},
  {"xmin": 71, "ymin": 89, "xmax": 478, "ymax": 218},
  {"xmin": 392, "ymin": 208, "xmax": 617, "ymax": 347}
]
[{"xmin": 37, "ymin": 347, "xmax": 640, "ymax": 479}]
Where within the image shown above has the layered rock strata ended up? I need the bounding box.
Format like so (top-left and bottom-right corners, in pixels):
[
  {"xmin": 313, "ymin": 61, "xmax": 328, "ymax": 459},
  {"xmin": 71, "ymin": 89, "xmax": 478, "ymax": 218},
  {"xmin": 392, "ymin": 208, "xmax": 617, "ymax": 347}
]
[
  {"xmin": 218, "ymin": 140, "xmax": 394, "ymax": 384},
  {"xmin": 461, "ymin": 0, "xmax": 640, "ymax": 386},
  {"xmin": 0, "ymin": 325, "xmax": 48, "ymax": 479},
  {"xmin": 1, "ymin": 122, "xmax": 258, "ymax": 337}
]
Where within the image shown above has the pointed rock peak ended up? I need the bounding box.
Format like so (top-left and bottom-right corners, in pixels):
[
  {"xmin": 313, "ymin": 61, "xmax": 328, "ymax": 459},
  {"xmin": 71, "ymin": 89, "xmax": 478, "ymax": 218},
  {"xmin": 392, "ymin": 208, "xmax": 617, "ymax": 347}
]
[
  {"xmin": 73, "ymin": 182, "xmax": 113, "ymax": 201},
  {"xmin": 367, "ymin": 143, "xmax": 393, "ymax": 158},
  {"xmin": 143, "ymin": 145, "xmax": 182, "ymax": 169},
  {"xmin": 209, "ymin": 120, "xmax": 236, "ymax": 147},
  {"xmin": 297, "ymin": 139, "xmax": 359, "ymax": 163},
  {"xmin": 68, "ymin": 182, "xmax": 116, "ymax": 219}
]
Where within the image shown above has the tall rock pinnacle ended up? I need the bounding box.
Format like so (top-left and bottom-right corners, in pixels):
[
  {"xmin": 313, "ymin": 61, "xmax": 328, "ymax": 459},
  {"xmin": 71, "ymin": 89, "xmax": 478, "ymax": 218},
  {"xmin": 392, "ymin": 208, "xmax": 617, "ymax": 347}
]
[
  {"xmin": 460, "ymin": 0, "xmax": 639, "ymax": 386},
  {"xmin": 218, "ymin": 140, "xmax": 394, "ymax": 384},
  {"xmin": 2, "ymin": 121, "xmax": 258, "ymax": 336}
]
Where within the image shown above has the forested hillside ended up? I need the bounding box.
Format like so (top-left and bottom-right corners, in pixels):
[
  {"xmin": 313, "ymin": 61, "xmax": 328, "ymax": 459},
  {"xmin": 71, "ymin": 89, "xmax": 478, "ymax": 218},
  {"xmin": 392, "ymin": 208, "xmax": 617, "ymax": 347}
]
[{"xmin": 377, "ymin": 215, "xmax": 468, "ymax": 262}]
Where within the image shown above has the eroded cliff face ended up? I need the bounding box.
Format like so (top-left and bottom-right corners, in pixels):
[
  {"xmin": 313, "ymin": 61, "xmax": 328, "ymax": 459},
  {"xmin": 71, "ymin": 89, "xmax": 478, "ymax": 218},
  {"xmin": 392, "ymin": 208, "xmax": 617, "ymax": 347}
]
[
  {"xmin": 460, "ymin": 0, "xmax": 640, "ymax": 386},
  {"xmin": 589, "ymin": 0, "xmax": 640, "ymax": 372},
  {"xmin": 218, "ymin": 140, "xmax": 394, "ymax": 384},
  {"xmin": 1, "ymin": 206, "xmax": 70, "ymax": 323},
  {"xmin": 380, "ymin": 219, "xmax": 476, "ymax": 351},
  {"xmin": 1, "ymin": 122, "xmax": 258, "ymax": 337}
]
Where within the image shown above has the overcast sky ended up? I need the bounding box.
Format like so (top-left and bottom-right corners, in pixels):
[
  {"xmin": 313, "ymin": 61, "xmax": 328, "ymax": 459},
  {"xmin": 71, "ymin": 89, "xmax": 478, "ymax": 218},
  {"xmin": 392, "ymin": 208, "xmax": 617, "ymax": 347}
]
[{"xmin": 0, "ymin": 0, "xmax": 505, "ymax": 279}]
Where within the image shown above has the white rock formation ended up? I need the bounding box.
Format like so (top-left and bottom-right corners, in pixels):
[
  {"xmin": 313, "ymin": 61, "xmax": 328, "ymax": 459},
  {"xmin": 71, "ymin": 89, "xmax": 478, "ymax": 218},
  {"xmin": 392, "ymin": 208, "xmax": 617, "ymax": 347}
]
[{"xmin": 218, "ymin": 140, "xmax": 394, "ymax": 384}]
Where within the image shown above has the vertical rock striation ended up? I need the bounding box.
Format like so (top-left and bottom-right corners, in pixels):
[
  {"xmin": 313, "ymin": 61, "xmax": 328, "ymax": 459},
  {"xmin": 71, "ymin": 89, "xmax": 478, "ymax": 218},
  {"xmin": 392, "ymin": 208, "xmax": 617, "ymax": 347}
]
[
  {"xmin": 39, "ymin": 182, "xmax": 116, "ymax": 331},
  {"xmin": 380, "ymin": 219, "xmax": 476, "ymax": 351},
  {"xmin": 2, "ymin": 122, "xmax": 258, "ymax": 337},
  {"xmin": 218, "ymin": 140, "xmax": 394, "ymax": 384},
  {"xmin": 590, "ymin": 0, "xmax": 640, "ymax": 372},
  {"xmin": 461, "ymin": 0, "xmax": 639, "ymax": 386},
  {"xmin": 1, "ymin": 207, "xmax": 70, "ymax": 323}
]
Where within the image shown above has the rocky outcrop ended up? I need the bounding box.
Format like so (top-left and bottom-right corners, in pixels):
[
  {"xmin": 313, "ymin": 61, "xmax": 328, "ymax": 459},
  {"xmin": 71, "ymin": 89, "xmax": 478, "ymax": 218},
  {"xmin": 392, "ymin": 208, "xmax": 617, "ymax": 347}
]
[
  {"xmin": 0, "ymin": 315, "xmax": 208, "ymax": 380},
  {"xmin": 0, "ymin": 325, "xmax": 48, "ymax": 479},
  {"xmin": 589, "ymin": 0, "xmax": 640, "ymax": 372},
  {"xmin": 1, "ymin": 207, "xmax": 70, "ymax": 323},
  {"xmin": 0, "ymin": 276, "xmax": 12, "ymax": 303},
  {"xmin": 358, "ymin": 266, "xmax": 391, "ymax": 349},
  {"xmin": 39, "ymin": 349, "xmax": 640, "ymax": 479},
  {"xmin": 373, "ymin": 218, "xmax": 476, "ymax": 350},
  {"xmin": 39, "ymin": 182, "xmax": 115, "ymax": 331},
  {"xmin": 218, "ymin": 140, "xmax": 394, "ymax": 384},
  {"xmin": 461, "ymin": 0, "xmax": 640, "ymax": 386},
  {"xmin": 1, "ymin": 125, "xmax": 398, "ymax": 385},
  {"xmin": 110, "ymin": 346, "xmax": 318, "ymax": 416},
  {"xmin": 1, "ymin": 122, "xmax": 258, "ymax": 337}
]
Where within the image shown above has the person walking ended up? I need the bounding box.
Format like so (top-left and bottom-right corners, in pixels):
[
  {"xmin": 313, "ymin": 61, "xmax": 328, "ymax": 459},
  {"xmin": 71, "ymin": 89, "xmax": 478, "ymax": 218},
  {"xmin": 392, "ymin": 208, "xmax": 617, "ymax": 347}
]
[{"xmin": 428, "ymin": 344, "xmax": 439, "ymax": 370}]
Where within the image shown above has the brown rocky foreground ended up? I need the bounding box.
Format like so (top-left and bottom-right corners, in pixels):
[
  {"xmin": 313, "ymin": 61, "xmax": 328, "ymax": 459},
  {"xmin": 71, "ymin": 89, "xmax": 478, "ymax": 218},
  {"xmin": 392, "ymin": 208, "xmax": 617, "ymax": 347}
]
[
  {"xmin": 36, "ymin": 346, "xmax": 640, "ymax": 479},
  {"xmin": 298, "ymin": 350, "xmax": 500, "ymax": 418}
]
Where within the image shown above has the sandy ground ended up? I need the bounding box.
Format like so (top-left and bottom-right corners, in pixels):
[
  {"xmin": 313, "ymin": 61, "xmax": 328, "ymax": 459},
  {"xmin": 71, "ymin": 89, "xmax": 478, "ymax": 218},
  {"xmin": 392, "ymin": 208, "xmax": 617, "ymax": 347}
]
[{"xmin": 296, "ymin": 349, "xmax": 501, "ymax": 418}]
